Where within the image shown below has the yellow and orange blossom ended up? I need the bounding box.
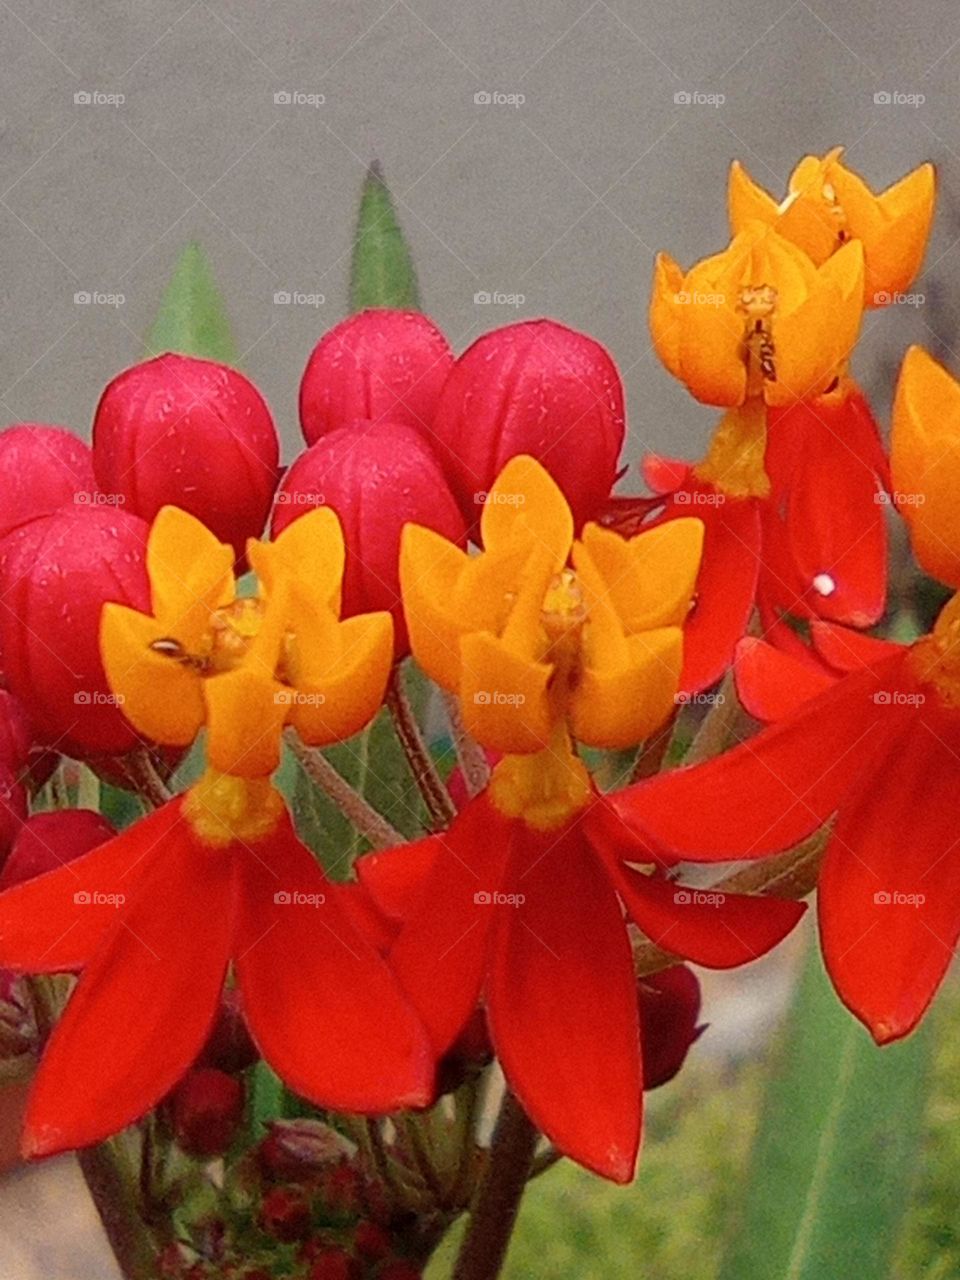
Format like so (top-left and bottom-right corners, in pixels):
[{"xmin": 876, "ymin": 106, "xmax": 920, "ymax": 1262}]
[
  {"xmin": 650, "ymin": 222, "xmax": 864, "ymax": 408},
  {"xmin": 101, "ymin": 506, "xmax": 393, "ymax": 841},
  {"xmin": 400, "ymin": 456, "xmax": 703, "ymax": 828},
  {"xmin": 728, "ymin": 147, "xmax": 935, "ymax": 307}
]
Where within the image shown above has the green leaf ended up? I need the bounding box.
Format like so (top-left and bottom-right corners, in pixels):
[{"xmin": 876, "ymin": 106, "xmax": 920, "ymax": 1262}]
[
  {"xmin": 349, "ymin": 161, "xmax": 421, "ymax": 312},
  {"xmin": 244, "ymin": 1060, "xmax": 286, "ymax": 1143},
  {"xmin": 145, "ymin": 242, "xmax": 238, "ymax": 364},
  {"xmin": 717, "ymin": 939, "xmax": 932, "ymax": 1280}
]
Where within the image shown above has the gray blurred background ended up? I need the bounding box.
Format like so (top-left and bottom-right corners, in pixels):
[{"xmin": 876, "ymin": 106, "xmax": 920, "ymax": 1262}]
[{"xmin": 2, "ymin": 0, "xmax": 960, "ymax": 476}]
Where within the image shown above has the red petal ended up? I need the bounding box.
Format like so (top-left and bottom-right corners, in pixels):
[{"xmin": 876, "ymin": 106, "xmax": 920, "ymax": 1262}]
[
  {"xmin": 0, "ymin": 802, "xmax": 179, "ymax": 973},
  {"xmin": 641, "ymin": 453, "xmax": 690, "ymax": 495},
  {"xmin": 734, "ymin": 636, "xmax": 835, "ymax": 723},
  {"xmin": 487, "ymin": 820, "xmax": 640, "ymax": 1183},
  {"xmin": 819, "ymin": 709, "xmax": 960, "ymax": 1043},
  {"xmin": 611, "ymin": 658, "xmax": 908, "ymax": 860},
  {"xmin": 355, "ymin": 835, "xmax": 440, "ymax": 921},
  {"xmin": 810, "ymin": 620, "xmax": 901, "ymax": 673},
  {"xmin": 24, "ymin": 813, "xmax": 229, "ymax": 1156},
  {"xmin": 387, "ymin": 795, "xmax": 511, "ymax": 1053},
  {"xmin": 612, "ymin": 867, "xmax": 805, "ymax": 967},
  {"xmin": 235, "ymin": 813, "xmax": 433, "ymax": 1113}
]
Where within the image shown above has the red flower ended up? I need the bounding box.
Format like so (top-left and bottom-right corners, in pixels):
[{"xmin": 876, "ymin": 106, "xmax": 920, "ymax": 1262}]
[
  {"xmin": 639, "ymin": 965, "xmax": 704, "ymax": 1090},
  {"xmin": 299, "ymin": 310, "xmax": 453, "ymax": 445},
  {"xmin": 0, "ymin": 809, "xmax": 115, "ymax": 891},
  {"xmin": 272, "ymin": 422, "xmax": 466, "ymax": 657},
  {"xmin": 92, "ymin": 354, "xmax": 280, "ymax": 561},
  {"xmin": 0, "ymin": 424, "xmax": 96, "ymax": 539},
  {"xmin": 0, "ymin": 506, "xmax": 151, "ymax": 756},
  {"xmin": 358, "ymin": 791, "xmax": 802, "ymax": 1182},
  {"xmin": 430, "ymin": 320, "xmax": 625, "ymax": 531},
  {"xmin": 168, "ymin": 1067, "xmax": 244, "ymax": 1158},
  {"xmin": 0, "ymin": 799, "xmax": 432, "ymax": 1157},
  {"xmin": 612, "ymin": 597, "xmax": 960, "ymax": 1045}
]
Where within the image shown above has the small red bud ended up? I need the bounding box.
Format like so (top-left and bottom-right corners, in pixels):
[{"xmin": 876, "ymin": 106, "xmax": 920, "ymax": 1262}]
[
  {"xmin": 0, "ymin": 809, "xmax": 115, "ymax": 891},
  {"xmin": 299, "ymin": 310, "xmax": 453, "ymax": 446},
  {"xmin": 170, "ymin": 1068, "xmax": 244, "ymax": 1158},
  {"xmin": 355, "ymin": 1220, "xmax": 392, "ymax": 1261},
  {"xmin": 260, "ymin": 1185, "xmax": 313, "ymax": 1241},
  {"xmin": 272, "ymin": 421, "xmax": 466, "ymax": 656},
  {"xmin": 258, "ymin": 1119, "xmax": 356, "ymax": 1183},
  {"xmin": 639, "ymin": 965, "xmax": 704, "ymax": 1091},
  {"xmin": 307, "ymin": 1247, "xmax": 361, "ymax": 1280},
  {"xmin": 92, "ymin": 354, "xmax": 280, "ymax": 561},
  {"xmin": 317, "ymin": 1158, "xmax": 365, "ymax": 1218},
  {"xmin": 437, "ymin": 1006, "xmax": 493, "ymax": 1095},
  {"xmin": 0, "ymin": 424, "xmax": 98, "ymax": 539},
  {"xmin": 197, "ymin": 988, "xmax": 258, "ymax": 1074},
  {"xmin": 431, "ymin": 319, "xmax": 625, "ymax": 531},
  {"xmin": 0, "ymin": 506, "xmax": 150, "ymax": 756}
]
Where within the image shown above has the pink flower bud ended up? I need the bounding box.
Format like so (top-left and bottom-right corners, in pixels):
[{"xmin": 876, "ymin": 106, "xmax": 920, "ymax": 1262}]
[
  {"xmin": 0, "ymin": 809, "xmax": 115, "ymax": 891},
  {"xmin": 0, "ymin": 689, "xmax": 32, "ymax": 776},
  {"xmin": 639, "ymin": 965, "xmax": 705, "ymax": 1091},
  {"xmin": 92, "ymin": 354, "xmax": 280, "ymax": 560},
  {"xmin": 0, "ymin": 505, "xmax": 150, "ymax": 756},
  {"xmin": 272, "ymin": 422, "xmax": 467, "ymax": 656},
  {"xmin": 0, "ymin": 425, "xmax": 96, "ymax": 539},
  {"xmin": 431, "ymin": 319, "xmax": 625, "ymax": 530},
  {"xmin": 170, "ymin": 1068, "xmax": 244, "ymax": 1158},
  {"xmin": 299, "ymin": 310, "xmax": 453, "ymax": 446}
]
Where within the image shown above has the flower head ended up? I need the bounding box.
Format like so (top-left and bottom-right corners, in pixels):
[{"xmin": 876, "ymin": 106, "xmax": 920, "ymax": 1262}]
[
  {"xmin": 729, "ymin": 148, "xmax": 935, "ymax": 306},
  {"xmin": 650, "ymin": 222, "xmax": 864, "ymax": 406}
]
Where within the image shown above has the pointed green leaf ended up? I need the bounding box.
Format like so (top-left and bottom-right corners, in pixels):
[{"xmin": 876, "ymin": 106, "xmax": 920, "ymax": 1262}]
[
  {"xmin": 349, "ymin": 161, "xmax": 421, "ymax": 312},
  {"xmin": 145, "ymin": 242, "xmax": 238, "ymax": 364},
  {"xmin": 717, "ymin": 940, "xmax": 933, "ymax": 1280}
]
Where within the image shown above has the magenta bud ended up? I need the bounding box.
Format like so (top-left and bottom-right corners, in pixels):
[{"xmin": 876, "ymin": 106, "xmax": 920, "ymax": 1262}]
[
  {"xmin": 639, "ymin": 965, "xmax": 704, "ymax": 1091},
  {"xmin": 431, "ymin": 319, "xmax": 625, "ymax": 531},
  {"xmin": 0, "ymin": 425, "xmax": 97, "ymax": 540},
  {"xmin": 92, "ymin": 354, "xmax": 280, "ymax": 560},
  {"xmin": 0, "ymin": 506, "xmax": 150, "ymax": 756},
  {"xmin": 0, "ymin": 809, "xmax": 115, "ymax": 891},
  {"xmin": 0, "ymin": 689, "xmax": 32, "ymax": 776},
  {"xmin": 170, "ymin": 1067, "xmax": 244, "ymax": 1158},
  {"xmin": 272, "ymin": 421, "xmax": 466, "ymax": 656},
  {"xmin": 299, "ymin": 310, "xmax": 452, "ymax": 446}
]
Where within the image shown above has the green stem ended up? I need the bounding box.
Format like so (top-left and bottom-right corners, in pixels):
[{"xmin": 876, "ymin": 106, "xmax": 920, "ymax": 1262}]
[
  {"xmin": 387, "ymin": 668, "xmax": 457, "ymax": 829},
  {"xmin": 78, "ymin": 1140, "xmax": 161, "ymax": 1280},
  {"xmin": 286, "ymin": 731, "xmax": 404, "ymax": 849}
]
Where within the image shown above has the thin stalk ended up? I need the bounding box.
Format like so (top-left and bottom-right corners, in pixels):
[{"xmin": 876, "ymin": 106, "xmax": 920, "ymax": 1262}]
[
  {"xmin": 286, "ymin": 731, "xmax": 403, "ymax": 849},
  {"xmin": 443, "ymin": 692, "xmax": 490, "ymax": 797},
  {"xmin": 78, "ymin": 1140, "xmax": 161, "ymax": 1280},
  {"xmin": 123, "ymin": 748, "xmax": 172, "ymax": 809},
  {"xmin": 629, "ymin": 710, "xmax": 678, "ymax": 783},
  {"xmin": 387, "ymin": 668, "xmax": 456, "ymax": 829}
]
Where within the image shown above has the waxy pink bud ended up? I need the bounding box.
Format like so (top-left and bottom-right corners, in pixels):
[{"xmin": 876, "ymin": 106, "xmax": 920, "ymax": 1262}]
[
  {"xmin": 431, "ymin": 319, "xmax": 625, "ymax": 530},
  {"xmin": 0, "ymin": 809, "xmax": 115, "ymax": 891},
  {"xmin": 639, "ymin": 965, "xmax": 704, "ymax": 1091},
  {"xmin": 0, "ymin": 425, "xmax": 96, "ymax": 540},
  {"xmin": 170, "ymin": 1068, "xmax": 244, "ymax": 1158},
  {"xmin": 272, "ymin": 422, "xmax": 467, "ymax": 656},
  {"xmin": 92, "ymin": 354, "xmax": 280, "ymax": 560},
  {"xmin": 299, "ymin": 310, "xmax": 452, "ymax": 446},
  {"xmin": 0, "ymin": 506, "xmax": 150, "ymax": 756}
]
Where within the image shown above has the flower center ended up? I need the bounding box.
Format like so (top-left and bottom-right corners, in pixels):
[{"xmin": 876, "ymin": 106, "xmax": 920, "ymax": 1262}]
[
  {"xmin": 489, "ymin": 726, "xmax": 591, "ymax": 830},
  {"xmin": 150, "ymin": 597, "xmax": 266, "ymax": 676},
  {"xmin": 693, "ymin": 399, "xmax": 771, "ymax": 500},
  {"xmin": 737, "ymin": 285, "xmax": 778, "ymax": 392},
  {"xmin": 183, "ymin": 768, "xmax": 285, "ymax": 846}
]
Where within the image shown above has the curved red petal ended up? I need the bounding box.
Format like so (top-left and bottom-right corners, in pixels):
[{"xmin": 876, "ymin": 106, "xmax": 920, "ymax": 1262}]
[
  {"xmin": 734, "ymin": 636, "xmax": 835, "ymax": 723},
  {"xmin": 235, "ymin": 813, "xmax": 433, "ymax": 1113},
  {"xmin": 355, "ymin": 836, "xmax": 440, "ymax": 922},
  {"xmin": 611, "ymin": 658, "xmax": 908, "ymax": 860},
  {"xmin": 0, "ymin": 802, "xmax": 179, "ymax": 973},
  {"xmin": 819, "ymin": 709, "xmax": 960, "ymax": 1043},
  {"xmin": 809, "ymin": 620, "xmax": 902, "ymax": 674},
  {"xmin": 487, "ymin": 820, "xmax": 640, "ymax": 1183},
  {"xmin": 641, "ymin": 453, "xmax": 690, "ymax": 495},
  {"xmin": 24, "ymin": 814, "xmax": 229, "ymax": 1157}
]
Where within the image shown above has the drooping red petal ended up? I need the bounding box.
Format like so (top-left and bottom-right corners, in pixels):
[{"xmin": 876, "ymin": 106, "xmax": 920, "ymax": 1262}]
[
  {"xmin": 641, "ymin": 453, "xmax": 691, "ymax": 495},
  {"xmin": 487, "ymin": 819, "xmax": 641, "ymax": 1183},
  {"xmin": 24, "ymin": 813, "xmax": 230, "ymax": 1157},
  {"xmin": 386, "ymin": 795, "xmax": 511, "ymax": 1054},
  {"xmin": 610, "ymin": 658, "xmax": 908, "ymax": 860},
  {"xmin": 355, "ymin": 835, "xmax": 440, "ymax": 922},
  {"xmin": 734, "ymin": 636, "xmax": 835, "ymax": 723},
  {"xmin": 810, "ymin": 620, "xmax": 902, "ymax": 673},
  {"xmin": 235, "ymin": 813, "xmax": 433, "ymax": 1113},
  {"xmin": 611, "ymin": 866, "xmax": 805, "ymax": 967},
  {"xmin": 0, "ymin": 802, "xmax": 178, "ymax": 973},
  {"xmin": 819, "ymin": 707, "xmax": 960, "ymax": 1044}
]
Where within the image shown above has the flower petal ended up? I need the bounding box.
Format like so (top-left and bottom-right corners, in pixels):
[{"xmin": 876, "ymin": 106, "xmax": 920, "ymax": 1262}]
[
  {"xmin": 576, "ymin": 518, "xmax": 703, "ymax": 633},
  {"xmin": 480, "ymin": 455, "xmax": 573, "ymax": 569},
  {"xmin": 288, "ymin": 612, "xmax": 393, "ymax": 747},
  {"xmin": 734, "ymin": 635, "xmax": 835, "ymax": 723},
  {"xmin": 147, "ymin": 506, "xmax": 235, "ymax": 642}
]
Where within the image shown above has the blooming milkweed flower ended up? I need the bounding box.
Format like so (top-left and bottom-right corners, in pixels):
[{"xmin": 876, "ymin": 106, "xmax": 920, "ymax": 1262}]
[
  {"xmin": 0, "ymin": 506, "xmax": 432, "ymax": 1157},
  {"xmin": 728, "ymin": 148, "xmax": 935, "ymax": 306},
  {"xmin": 650, "ymin": 223, "xmax": 864, "ymax": 407},
  {"xmin": 361, "ymin": 456, "xmax": 804, "ymax": 1181}
]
